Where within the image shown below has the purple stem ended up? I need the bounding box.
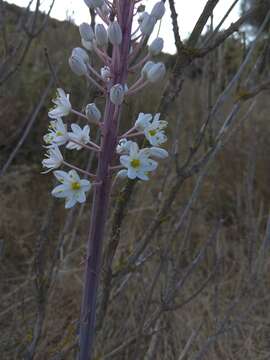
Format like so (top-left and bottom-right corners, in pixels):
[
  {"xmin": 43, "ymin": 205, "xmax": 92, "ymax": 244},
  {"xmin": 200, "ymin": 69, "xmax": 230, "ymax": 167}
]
[{"xmin": 78, "ymin": 2, "xmax": 134, "ymax": 360}]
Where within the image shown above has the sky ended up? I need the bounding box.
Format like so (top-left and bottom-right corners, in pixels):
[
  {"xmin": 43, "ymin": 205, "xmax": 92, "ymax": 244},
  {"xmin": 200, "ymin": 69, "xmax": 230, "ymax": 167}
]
[{"xmin": 6, "ymin": 0, "xmax": 241, "ymax": 54}]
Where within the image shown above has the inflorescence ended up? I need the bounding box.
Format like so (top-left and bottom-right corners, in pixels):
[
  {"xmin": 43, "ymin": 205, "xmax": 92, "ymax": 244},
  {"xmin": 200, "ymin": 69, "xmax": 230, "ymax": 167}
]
[{"xmin": 42, "ymin": 0, "xmax": 169, "ymax": 209}]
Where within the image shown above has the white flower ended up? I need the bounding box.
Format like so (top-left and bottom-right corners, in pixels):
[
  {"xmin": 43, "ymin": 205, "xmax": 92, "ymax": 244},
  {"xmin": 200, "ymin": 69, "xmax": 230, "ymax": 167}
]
[
  {"xmin": 134, "ymin": 113, "xmax": 168, "ymax": 146},
  {"xmin": 110, "ymin": 84, "xmax": 124, "ymax": 105},
  {"xmin": 108, "ymin": 21, "xmax": 122, "ymax": 45},
  {"xmin": 66, "ymin": 123, "xmax": 90, "ymax": 150},
  {"xmin": 52, "ymin": 170, "xmax": 91, "ymax": 209},
  {"xmin": 42, "ymin": 145, "xmax": 63, "ymax": 173},
  {"xmin": 151, "ymin": 113, "xmax": 168, "ymax": 129},
  {"xmin": 134, "ymin": 113, "xmax": 152, "ymax": 131},
  {"xmin": 116, "ymin": 138, "xmax": 134, "ymax": 154},
  {"xmin": 48, "ymin": 89, "xmax": 72, "ymax": 119},
  {"xmin": 151, "ymin": 1, "xmax": 166, "ymax": 20},
  {"xmin": 43, "ymin": 117, "xmax": 69, "ymax": 146},
  {"xmin": 120, "ymin": 142, "xmax": 158, "ymax": 181},
  {"xmin": 144, "ymin": 114, "xmax": 168, "ymax": 146}
]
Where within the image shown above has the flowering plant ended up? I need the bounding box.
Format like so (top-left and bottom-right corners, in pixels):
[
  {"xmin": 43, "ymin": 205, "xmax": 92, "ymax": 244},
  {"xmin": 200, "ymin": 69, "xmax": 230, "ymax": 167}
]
[{"xmin": 42, "ymin": 0, "xmax": 168, "ymax": 358}]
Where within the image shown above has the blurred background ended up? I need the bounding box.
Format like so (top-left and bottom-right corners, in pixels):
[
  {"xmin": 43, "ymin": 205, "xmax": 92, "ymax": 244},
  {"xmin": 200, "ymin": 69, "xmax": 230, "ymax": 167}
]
[{"xmin": 1, "ymin": 0, "xmax": 270, "ymax": 359}]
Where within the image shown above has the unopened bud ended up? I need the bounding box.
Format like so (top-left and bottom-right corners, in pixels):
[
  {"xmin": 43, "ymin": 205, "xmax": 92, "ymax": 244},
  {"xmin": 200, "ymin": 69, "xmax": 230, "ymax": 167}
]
[
  {"xmin": 82, "ymin": 39, "xmax": 93, "ymax": 51},
  {"xmin": 141, "ymin": 61, "xmax": 154, "ymax": 79},
  {"xmin": 100, "ymin": 66, "xmax": 111, "ymax": 81},
  {"xmin": 101, "ymin": 3, "xmax": 110, "ymax": 16},
  {"xmin": 79, "ymin": 23, "xmax": 95, "ymax": 42},
  {"xmin": 148, "ymin": 147, "xmax": 168, "ymax": 159},
  {"xmin": 110, "ymin": 84, "xmax": 124, "ymax": 105},
  {"xmin": 95, "ymin": 23, "xmax": 108, "ymax": 48},
  {"xmin": 108, "ymin": 21, "xmax": 122, "ymax": 45},
  {"xmin": 72, "ymin": 47, "xmax": 89, "ymax": 63},
  {"xmin": 84, "ymin": 0, "xmax": 104, "ymax": 8},
  {"xmin": 149, "ymin": 37, "xmax": 164, "ymax": 56},
  {"xmin": 151, "ymin": 1, "xmax": 166, "ymax": 20},
  {"xmin": 147, "ymin": 62, "xmax": 166, "ymax": 83},
  {"xmin": 85, "ymin": 103, "xmax": 102, "ymax": 122},
  {"xmin": 69, "ymin": 54, "xmax": 88, "ymax": 76},
  {"xmin": 140, "ymin": 13, "xmax": 156, "ymax": 36},
  {"xmin": 92, "ymin": 0, "xmax": 104, "ymax": 6},
  {"xmin": 138, "ymin": 11, "xmax": 148, "ymax": 24}
]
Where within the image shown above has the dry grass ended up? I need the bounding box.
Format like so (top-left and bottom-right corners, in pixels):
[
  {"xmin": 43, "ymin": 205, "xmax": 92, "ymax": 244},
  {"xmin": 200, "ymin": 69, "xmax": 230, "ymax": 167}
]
[{"xmin": 1, "ymin": 3, "xmax": 270, "ymax": 360}]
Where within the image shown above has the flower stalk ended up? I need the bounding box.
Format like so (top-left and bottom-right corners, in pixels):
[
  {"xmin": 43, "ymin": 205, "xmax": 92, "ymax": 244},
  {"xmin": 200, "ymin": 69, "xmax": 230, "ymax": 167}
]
[{"xmin": 79, "ymin": 2, "xmax": 134, "ymax": 359}]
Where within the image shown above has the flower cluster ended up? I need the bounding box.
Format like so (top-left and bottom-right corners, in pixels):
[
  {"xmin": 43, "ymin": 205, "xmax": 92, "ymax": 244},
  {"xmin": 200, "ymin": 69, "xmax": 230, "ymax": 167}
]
[{"xmin": 42, "ymin": 1, "xmax": 169, "ymax": 208}]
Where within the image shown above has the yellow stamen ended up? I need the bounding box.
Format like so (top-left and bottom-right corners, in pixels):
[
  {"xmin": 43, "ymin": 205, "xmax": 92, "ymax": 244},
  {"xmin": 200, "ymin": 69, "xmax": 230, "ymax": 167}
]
[
  {"xmin": 130, "ymin": 159, "xmax": 140, "ymax": 168},
  {"xmin": 149, "ymin": 129, "xmax": 157, "ymax": 136},
  {"xmin": 71, "ymin": 181, "xmax": 81, "ymax": 190}
]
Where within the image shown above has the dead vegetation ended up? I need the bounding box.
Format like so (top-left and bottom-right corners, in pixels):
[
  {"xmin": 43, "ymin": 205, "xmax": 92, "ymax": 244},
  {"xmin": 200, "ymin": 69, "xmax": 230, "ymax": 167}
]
[{"xmin": 1, "ymin": 1, "xmax": 270, "ymax": 359}]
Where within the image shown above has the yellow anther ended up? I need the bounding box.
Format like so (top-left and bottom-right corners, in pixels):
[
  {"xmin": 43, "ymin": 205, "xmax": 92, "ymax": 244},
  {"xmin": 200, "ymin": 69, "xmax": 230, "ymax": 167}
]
[
  {"xmin": 71, "ymin": 181, "xmax": 81, "ymax": 190},
  {"xmin": 149, "ymin": 129, "xmax": 157, "ymax": 136},
  {"xmin": 130, "ymin": 159, "xmax": 140, "ymax": 168}
]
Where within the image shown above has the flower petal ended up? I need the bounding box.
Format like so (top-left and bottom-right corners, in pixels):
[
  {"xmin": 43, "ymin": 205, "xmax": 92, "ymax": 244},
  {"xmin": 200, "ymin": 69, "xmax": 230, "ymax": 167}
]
[
  {"xmin": 53, "ymin": 170, "xmax": 70, "ymax": 183},
  {"xmin": 71, "ymin": 123, "xmax": 82, "ymax": 134},
  {"xmin": 76, "ymin": 190, "xmax": 86, "ymax": 203},
  {"xmin": 65, "ymin": 195, "xmax": 77, "ymax": 209},
  {"xmin": 120, "ymin": 155, "xmax": 130, "ymax": 167},
  {"xmin": 51, "ymin": 184, "xmax": 70, "ymax": 198}
]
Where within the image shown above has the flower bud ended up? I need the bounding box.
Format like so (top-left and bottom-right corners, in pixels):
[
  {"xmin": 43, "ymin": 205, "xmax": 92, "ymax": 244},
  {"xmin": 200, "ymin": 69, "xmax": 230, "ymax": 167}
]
[
  {"xmin": 110, "ymin": 84, "xmax": 124, "ymax": 105},
  {"xmin": 69, "ymin": 54, "xmax": 88, "ymax": 76},
  {"xmin": 138, "ymin": 11, "xmax": 148, "ymax": 24},
  {"xmin": 101, "ymin": 3, "xmax": 110, "ymax": 17},
  {"xmin": 147, "ymin": 147, "xmax": 168, "ymax": 159},
  {"xmin": 95, "ymin": 23, "xmax": 108, "ymax": 48},
  {"xmin": 72, "ymin": 47, "xmax": 89, "ymax": 63},
  {"xmin": 85, "ymin": 103, "xmax": 102, "ymax": 122},
  {"xmin": 146, "ymin": 62, "xmax": 166, "ymax": 83},
  {"xmin": 84, "ymin": 0, "xmax": 104, "ymax": 8},
  {"xmin": 149, "ymin": 37, "xmax": 164, "ymax": 56},
  {"xmin": 140, "ymin": 13, "xmax": 156, "ymax": 36},
  {"xmin": 81, "ymin": 39, "xmax": 93, "ymax": 51},
  {"xmin": 91, "ymin": 0, "xmax": 104, "ymax": 7},
  {"xmin": 100, "ymin": 66, "xmax": 111, "ymax": 81},
  {"xmin": 141, "ymin": 61, "xmax": 154, "ymax": 79},
  {"xmin": 79, "ymin": 22, "xmax": 95, "ymax": 42},
  {"xmin": 151, "ymin": 1, "xmax": 166, "ymax": 20},
  {"xmin": 108, "ymin": 21, "xmax": 122, "ymax": 45}
]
